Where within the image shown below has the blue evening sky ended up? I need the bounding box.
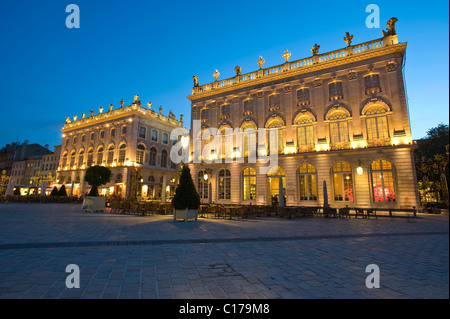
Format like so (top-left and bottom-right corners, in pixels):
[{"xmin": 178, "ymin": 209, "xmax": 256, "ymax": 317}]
[{"xmin": 0, "ymin": 0, "xmax": 448, "ymax": 151}]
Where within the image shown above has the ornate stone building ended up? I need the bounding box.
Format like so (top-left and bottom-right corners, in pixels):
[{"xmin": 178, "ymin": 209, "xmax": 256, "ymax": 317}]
[
  {"xmin": 187, "ymin": 18, "xmax": 421, "ymax": 209},
  {"xmin": 57, "ymin": 96, "xmax": 183, "ymax": 199}
]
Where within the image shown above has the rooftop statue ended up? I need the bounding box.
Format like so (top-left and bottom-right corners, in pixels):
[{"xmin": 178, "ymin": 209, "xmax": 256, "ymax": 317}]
[
  {"xmin": 382, "ymin": 17, "xmax": 398, "ymax": 37},
  {"xmin": 234, "ymin": 65, "xmax": 241, "ymax": 76},
  {"xmin": 311, "ymin": 43, "xmax": 320, "ymax": 55},
  {"xmin": 193, "ymin": 75, "xmax": 199, "ymax": 87}
]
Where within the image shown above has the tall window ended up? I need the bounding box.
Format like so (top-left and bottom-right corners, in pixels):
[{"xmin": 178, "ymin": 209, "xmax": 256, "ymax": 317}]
[
  {"xmin": 371, "ymin": 159, "xmax": 396, "ymax": 202},
  {"xmin": 267, "ymin": 120, "xmax": 284, "ymax": 154},
  {"xmin": 297, "ymin": 124, "xmax": 314, "ymax": 148},
  {"xmin": 242, "ymin": 167, "xmax": 256, "ymax": 200},
  {"xmin": 118, "ymin": 144, "xmax": 126, "ymax": 163},
  {"xmin": 243, "ymin": 99, "xmax": 254, "ymax": 116},
  {"xmin": 297, "ymin": 88, "xmax": 310, "ymax": 106},
  {"xmin": 299, "ymin": 164, "xmax": 317, "ymax": 201},
  {"xmin": 149, "ymin": 147, "xmax": 157, "ymax": 166},
  {"xmin": 218, "ymin": 169, "xmax": 231, "ymax": 200},
  {"xmin": 136, "ymin": 144, "xmax": 145, "ymax": 164},
  {"xmin": 97, "ymin": 147, "xmax": 104, "ymax": 165},
  {"xmin": 90, "ymin": 133, "xmax": 95, "ymax": 142},
  {"xmin": 364, "ymin": 74, "xmax": 382, "ymax": 94},
  {"xmin": 200, "ymin": 108, "xmax": 209, "ymax": 123},
  {"xmin": 107, "ymin": 146, "xmax": 114, "ymax": 164},
  {"xmin": 243, "ymin": 125, "xmax": 256, "ymax": 157},
  {"xmin": 268, "ymin": 94, "xmax": 280, "ymax": 111},
  {"xmin": 330, "ymin": 121, "xmax": 349, "ymax": 144},
  {"xmin": 162, "ymin": 133, "xmax": 168, "ymax": 144},
  {"xmin": 366, "ymin": 116, "xmax": 389, "ymax": 140},
  {"xmin": 139, "ymin": 126, "xmax": 146, "ymax": 139},
  {"xmin": 110, "ymin": 128, "xmax": 116, "ymax": 138},
  {"xmin": 86, "ymin": 149, "xmax": 94, "ymax": 167},
  {"xmin": 151, "ymin": 130, "xmax": 158, "ymax": 141},
  {"xmin": 62, "ymin": 152, "xmax": 68, "ymax": 168},
  {"xmin": 78, "ymin": 150, "xmax": 84, "ymax": 167},
  {"xmin": 160, "ymin": 150, "xmax": 167, "ymax": 167},
  {"xmin": 121, "ymin": 126, "xmax": 127, "ymax": 136},
  {"xmin": 333, "ymin": 162, "xmax": 353, "ymax": 202},
  {"xmin": 329, "ymin": 81, "xmax": 343, "ymax": 101},
  {"xmin": 100, "ymin": 130, "xmax": 105, "ymax": 140},
  {"xmin": 220, "ymin": 103, "xmax": 230, "ymax": 120},
  {"xmin": 198, "ymin": 170, "xmax": 208, "ymax": 199}
]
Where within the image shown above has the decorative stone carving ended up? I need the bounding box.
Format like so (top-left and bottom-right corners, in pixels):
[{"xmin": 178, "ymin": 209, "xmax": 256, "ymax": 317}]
[
  {"xmin": 382, "ymin": 17, "xmax": 398, "ymax": 37},
  {"xmin": 180, "ymin": 114, "xmax": 184, "ymax": 122},
  {"xmin": 282, "ymin": 49, "xmax": 291, "ymax": 62},
  {"xmin": 311, "ymin": 43, "xmax": 320, "ymax": 55},
  {"xmin": 283, "ymin": 86, "xmax": 291, "ymax": 93},
  {"xmin": 159, "ymin": 106, "xmax": 163, "ymax": 114},
  {"xmin": 193, "ymin": 75, "xmax": 199, "ymax": 87},
  {"xmin": 344, "ymin": 32, "xmax": 354, "ymax": 46},
  {"xmin": 90, "ymin": 108, "xmax": 94, "ymax": 116},
  {"xmin": 73, "ymin": 114, "xmax": 78, "ymax": 121},
  {"xmin": 109, "ymin": 104, "xmax": 113, "ymax": 111},
  {"xmin": 313, "ymin": 78, "xmax": 322, "ymax": 87},
  {"xmin": 99, "ymin": 105, "xmax": 103, "ymax": 113},
  {"xmin": 257, "ymin": 91, "xmax": 264, "ymax": 99},
  {"xmin": 120, "ymin": 99, "xmax": 124, "ymax": 107},
  {"xmin": 386, "ymin": 60, "xmax": 397, "ymax": 72},
  {"xmin": 213, "ymin": 69, "xmax": 220, "ymax": 81},
  {"xmin": 347, "ymin": 71, "xmax": 357, "ymax": 80},
  {"xmin": 65, "ymin": 117, "xmax": 71, "ymax": 124},
  {"xmin": 81, "ymin": 113, "xmax": 85, "ymax": 119},
  {"xmin": 133, "ymin": 95, "xmax": 139, "ymax": 104},
  {"xmin": 257, "ymin": 56, "xmax": 265, "ymax": 69},
  {"xmin": 234, "ymin": 65, "xmax": 241, "ymax": 76}
]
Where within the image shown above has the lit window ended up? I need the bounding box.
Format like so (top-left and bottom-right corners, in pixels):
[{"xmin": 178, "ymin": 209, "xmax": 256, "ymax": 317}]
[
  {"xmin": 118, "ymin": 144, "xmax": 126, "ymax": 163},
  {"xmin": 298, "ymin": 164, "xmax": 317, "ymax": 201},
  {"xmin": 242, "ymin": 167, "xmax": 256, "ymax": 200},
  {"xmin": 218, "ymin": 169, "xmax": 231, "ymax": 200},
  {"xmin": 333, "ymin": 162, "xmax": 353, "ymax": 202},
  {"xmin": 371, "ymin": 159, "xmax": 396, "ymax": 202},
  {"xmin": 136, "ymin": 144, "xmax": 145, "ymax": 164}
]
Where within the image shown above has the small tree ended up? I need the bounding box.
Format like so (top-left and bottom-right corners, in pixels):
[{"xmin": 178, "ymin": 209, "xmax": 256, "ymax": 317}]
[
  {"xmin": 50, "ymin": 186, "xmax": 59, "ymax": 196},
  {"xmin": 84, "ymin": 165, "xmax": 111, "ymax": 197},
  {"xmin": 172, "ymin": 164, "xmax": 200, "ymax": 210},
  {"xmin": 58, "ymin": 185, "xmax": 67, "ymax": 196}
]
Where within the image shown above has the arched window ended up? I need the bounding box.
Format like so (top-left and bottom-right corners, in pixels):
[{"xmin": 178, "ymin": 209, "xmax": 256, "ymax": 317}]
[
  {"xmin": 327, "ymin": 107, "xmax": 350, "ymax": 150},
  {"xmin": 69, "ymin": 151, "xmax": 76, "ymax": 168},
  {"xmin": 197, "ymin": 170, "xmax": 209, "ymax": 199},
  {"xmin": 62, "ymin": 152, "xmax": 68, "ymax": 168},
  {"xmin": 242, "ymin": 167, "xmax": 256, "ymax": 200},
  {"xmin": 78, "ymin": 149, "xmax": 85, "ymax": 167},
  {"xmin": 332, "ymin": 162, "xmax": 353, "ymax": 202},
  {"xmin": 107, "ymin": 145, "xmax": 114, "ymax": 164},
  {"xmin": 364, "ymin": 104, "xmax": 390, "ymax": 146},
  {"xmin": 121, "ymin": 126, "xmax": 127, "ymax": 136},
  {"xmin": 299, "ymin": 164, "xmax": 317, "ymax": 201},
  {"xmin": 296, "ymin": 115, "xmax": 315, "ymax": 151},
  {"xmin": 136, "ymin": 144, "xmax": 145, "ymax": 164},
  {"xmin": 118, "ymin": 144, "xmax": 126, "ymax": 163},
  {"xmin": 96, "ymin": 146, "xmax": 104, "ymax": 165},
  {"xmin": 149, "ymin": 147, "xmax": 157, "ymax": 166},
  {"xmin": 242, "ymin": 124, "xmax": 256, "ymax": 158},
  {"xmin": 218, "ymin": 169, "xmax": 231, "ymax": 200},
  {"xmin": 267, "ymin": 119, "xmax": 284, "ymax": 154},
  {"xmin": 371, "ymin": 159, "xmax": 396, "ymax": 202},
  {"xmin": 86, "ymin": 148, "xmax": 94, "ymax": 167},
  {"xmin": 161, "ymin": 150, "xmax": 167, "ymax": 167}
]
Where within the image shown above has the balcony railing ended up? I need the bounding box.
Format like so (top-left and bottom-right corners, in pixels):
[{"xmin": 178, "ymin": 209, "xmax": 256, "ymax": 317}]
[{"xmin": 192, "ymin": 38, "xmax": 386, "ymax": 95}]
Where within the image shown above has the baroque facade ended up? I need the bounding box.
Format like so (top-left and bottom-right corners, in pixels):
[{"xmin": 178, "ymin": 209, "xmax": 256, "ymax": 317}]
[
  {"xmin": 187, "ymin": 18, "xmax": 421, "ymax": 209},
  {"xmin": 57, "ymin": 96, "xmax": 183, "ymax": 199}
]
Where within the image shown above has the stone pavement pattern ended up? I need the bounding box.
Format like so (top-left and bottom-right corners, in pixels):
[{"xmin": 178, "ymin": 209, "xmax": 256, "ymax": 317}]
[{"xmin": 0, "ymin": 204, "xmax": 448, "ymax": 299}]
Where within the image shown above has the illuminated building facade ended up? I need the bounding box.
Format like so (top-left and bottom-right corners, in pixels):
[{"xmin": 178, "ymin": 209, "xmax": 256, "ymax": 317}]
[
  {"xmin": 57, "ymin": 96, "xmax": 183, "ymax": 199},
  {"xmin": 187, "ymin": 18, "xmax": 421, "ymax": 209}
]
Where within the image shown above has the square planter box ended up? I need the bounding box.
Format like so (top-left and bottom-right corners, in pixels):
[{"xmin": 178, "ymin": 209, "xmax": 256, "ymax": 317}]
[
  {"xmin": 83, "ymin": 196, "xmax": 106, "ymax": 213},
  {"xmin": 173, "ymin": 208, "xmax": 198, "ymax": 222}
]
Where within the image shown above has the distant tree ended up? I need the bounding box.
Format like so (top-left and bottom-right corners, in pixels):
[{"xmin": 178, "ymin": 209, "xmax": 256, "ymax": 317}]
[
  {"xmin": 84, "ymin": 165, "xmax": 111, "ymax": 197},
  {"xmin": 50, "ymin": 186, "xmax": 59, "ymax": 196},
  {"xmin": 58, "ymin": 185, "xmax": 67, "ymax": 196},
  {"xmin": 415, "ymin": 123, "xmax": 449, "ymax": 205}
]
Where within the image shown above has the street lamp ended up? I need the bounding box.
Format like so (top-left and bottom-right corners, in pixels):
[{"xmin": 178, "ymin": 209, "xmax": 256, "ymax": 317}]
[{"xmin": 356, "ymin": 160, "xmax": 363, "ymax": 176}]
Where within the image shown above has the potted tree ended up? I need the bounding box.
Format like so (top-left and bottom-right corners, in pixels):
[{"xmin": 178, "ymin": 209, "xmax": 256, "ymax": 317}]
[
  {"xmin": 83, "ymin": 165, "xmax": 111, "ymax": 212},
  {"xmin": 172, "ymin": 164, "xmax": 200, "ymax": 222}
]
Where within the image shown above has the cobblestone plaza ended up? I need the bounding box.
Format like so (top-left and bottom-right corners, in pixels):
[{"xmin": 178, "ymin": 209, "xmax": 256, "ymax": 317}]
[{"xmin": 0, "ymin": 203, "xmax": 448, "ymax": 299}]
